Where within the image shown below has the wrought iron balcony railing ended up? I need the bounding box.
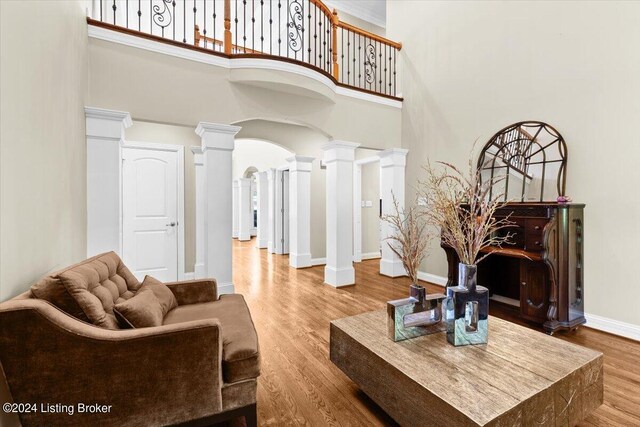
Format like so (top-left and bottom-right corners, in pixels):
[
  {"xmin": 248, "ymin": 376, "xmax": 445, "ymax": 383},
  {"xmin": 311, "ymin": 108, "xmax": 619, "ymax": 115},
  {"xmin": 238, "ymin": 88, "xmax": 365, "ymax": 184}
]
[{"xmin": 89, "ymin": 0, "xmax": 402, "ymax": 99}]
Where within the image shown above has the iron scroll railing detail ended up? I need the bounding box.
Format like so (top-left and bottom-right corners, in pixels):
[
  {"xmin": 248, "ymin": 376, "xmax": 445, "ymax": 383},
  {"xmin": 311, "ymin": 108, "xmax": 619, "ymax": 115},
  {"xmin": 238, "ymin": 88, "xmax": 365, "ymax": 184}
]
[
  {"xmin": 287, "ymin": 0, "xmax": 303, "ymax": 52},
  {"xmin": 92, "ymin": 0, "xmax": 402, "ymax": 98}
]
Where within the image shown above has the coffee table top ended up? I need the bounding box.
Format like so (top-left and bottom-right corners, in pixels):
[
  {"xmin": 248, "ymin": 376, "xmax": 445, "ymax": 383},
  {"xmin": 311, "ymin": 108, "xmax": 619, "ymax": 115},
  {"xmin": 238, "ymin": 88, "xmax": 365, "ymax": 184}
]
[{"xmin": 330, "ymin": 311, "xmax": 603, "ymax": 426}]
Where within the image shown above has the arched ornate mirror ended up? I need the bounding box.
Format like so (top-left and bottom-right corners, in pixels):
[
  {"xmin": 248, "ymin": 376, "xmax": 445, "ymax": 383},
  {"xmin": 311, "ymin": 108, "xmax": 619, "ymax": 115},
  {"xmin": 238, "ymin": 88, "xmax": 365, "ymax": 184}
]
[{"xmin": 477, "ymin": 121, "xmax": 567, "ymax": 202}]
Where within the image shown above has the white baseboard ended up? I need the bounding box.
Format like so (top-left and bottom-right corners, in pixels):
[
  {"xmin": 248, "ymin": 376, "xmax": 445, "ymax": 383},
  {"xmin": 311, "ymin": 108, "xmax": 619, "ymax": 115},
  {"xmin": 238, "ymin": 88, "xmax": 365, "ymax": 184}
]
[
  {"xmin": 217, "ymin": 282, "xmax": 235, "ymax": 296},
  {"xmin": 311, "ymin": 257, "xmax": 326, "ymax": 266},
  {"xmin": 417, "ymin": 271, "xmax": 448, "ymax": 287},
  {"xmin": 584, "ymin": 313, "xmax": 640, "ymax": 342},
  {"xmin": 362, "ymin": 251, "xmax": 381, "ymax": 260},
  {"xmin": 416, "ymin": 271, "xmax": 639, "ymax": 341}
]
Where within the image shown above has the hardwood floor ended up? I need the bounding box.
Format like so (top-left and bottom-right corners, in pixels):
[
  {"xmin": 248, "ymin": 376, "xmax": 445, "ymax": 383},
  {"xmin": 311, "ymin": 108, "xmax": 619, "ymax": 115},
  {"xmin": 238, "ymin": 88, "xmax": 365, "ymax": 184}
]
[{"xmin": 231, "ymin": 239, "xmax": 640, "ymax": 426}]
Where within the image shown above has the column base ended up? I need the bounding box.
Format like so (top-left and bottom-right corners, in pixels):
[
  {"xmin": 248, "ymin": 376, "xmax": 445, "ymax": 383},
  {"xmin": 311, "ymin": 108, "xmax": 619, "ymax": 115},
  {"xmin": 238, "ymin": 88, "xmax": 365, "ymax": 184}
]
[
  {"xmin": 217, "ymin": 282, "xmax": 235, "ymax": 296},
  {"xmin": 324, "ymin": 265, "xmax": 355, "ymax": 287},
  {"xmin": 238, "ymin": 232, "xmax": 251, "ymax": 241},
  {"xmin": 267, "ymin": 241, "xmax": 274, "ymax": 253},
  {"xmin": 380, "ymin": 259, "xmax": 407, "ymax": 278},
  {"xmin": 232, "ymin": 231, "xmax": 239, "ymax": 239},
  {"xmin": 290, "ymin": 253, "xmax": 312, "ymax": 268},
  {"xmin": 256, "ymin": 239, "xmax": 268, "ymax": 249}
]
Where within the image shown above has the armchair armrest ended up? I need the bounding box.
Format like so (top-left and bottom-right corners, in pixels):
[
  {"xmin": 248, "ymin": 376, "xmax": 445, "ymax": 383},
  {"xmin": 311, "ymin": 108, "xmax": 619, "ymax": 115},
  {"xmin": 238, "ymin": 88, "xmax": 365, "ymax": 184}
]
[
  {"xmin": 0, "ymin": 299, "xmax": 223, "ymax": 427},
  {"xmin": 165, "ymin": 279, "xmax": 218, "ymax": 305}
]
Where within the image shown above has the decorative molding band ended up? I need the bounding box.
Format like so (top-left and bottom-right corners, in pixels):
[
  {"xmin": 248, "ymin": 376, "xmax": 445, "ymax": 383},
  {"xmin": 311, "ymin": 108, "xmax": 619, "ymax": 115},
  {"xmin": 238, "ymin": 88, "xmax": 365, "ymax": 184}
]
[
  {"xmin": 362, "ymin": 252, "xmax": 381, "ymax": 260},
  {"xmin": 84, "ymin": 106, "xmax": 133, "ymax": 127},
  {"xmin": 417, "ymin": 270, "xmax": 640, "ymax": 342},
  {"xmin": 88, "ymin": 24, "xmax": 402, "ymax": 109},
  {"xmin": 584, "ymin": 313, "xmax": 640, "ymax": 342},
  {"xmin": 196, "ymin": 122, "xmax": 242, "ymax": 137},
  {"xmin": 311, "ymin": 257, "xmax": 327, "ymax": 266}
]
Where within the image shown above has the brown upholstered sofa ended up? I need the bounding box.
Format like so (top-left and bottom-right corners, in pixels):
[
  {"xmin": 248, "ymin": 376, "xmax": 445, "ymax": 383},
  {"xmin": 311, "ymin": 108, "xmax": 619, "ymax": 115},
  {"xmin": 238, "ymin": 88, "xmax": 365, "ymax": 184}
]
[{"xmin": 0, "ymin": 252, "xmax": 260, "ymax": 427}]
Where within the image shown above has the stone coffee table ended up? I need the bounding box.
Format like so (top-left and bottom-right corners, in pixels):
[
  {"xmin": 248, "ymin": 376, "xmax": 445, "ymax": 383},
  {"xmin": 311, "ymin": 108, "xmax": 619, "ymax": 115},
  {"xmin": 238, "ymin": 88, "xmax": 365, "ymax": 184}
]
[{"xmin": 330, "ymin": 311, "xmax": 603, "ymax": 426}]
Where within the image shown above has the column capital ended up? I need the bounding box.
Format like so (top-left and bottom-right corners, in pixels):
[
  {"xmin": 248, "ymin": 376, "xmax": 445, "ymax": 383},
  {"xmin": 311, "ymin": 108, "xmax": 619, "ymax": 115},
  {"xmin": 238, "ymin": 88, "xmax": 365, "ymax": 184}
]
[
  {"xmin": 85, "ymin": 106, "xmax": 132, "ymax": 139},
  {"xmin": 191, "ymin": 146, "xmax": 204, "ymax": 165},
  {"xmin": 378, "ymin": 148, "xmax": 409, "ymax": 168},
  {"xmin": 196, "ymin": 122, "xmax": 241, "ymax": 151},
  {"xmin": 287, "ymin": 155, "xmax": 315, "ymax": 172},
  {"xmin": 232, "ymin": 179, "xmax": 240, "ymax": 188},
  {"xmin": 322, "ymin": 140, "xmax": 360, "ymax": 163}
]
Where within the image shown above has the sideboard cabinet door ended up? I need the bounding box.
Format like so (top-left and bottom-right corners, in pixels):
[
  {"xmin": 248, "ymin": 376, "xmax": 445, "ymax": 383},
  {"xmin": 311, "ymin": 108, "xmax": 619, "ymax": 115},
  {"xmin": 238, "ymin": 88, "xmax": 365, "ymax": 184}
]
[{"xmin": 519, "ymin": 260, "xmax": 550, "ymax": 322}]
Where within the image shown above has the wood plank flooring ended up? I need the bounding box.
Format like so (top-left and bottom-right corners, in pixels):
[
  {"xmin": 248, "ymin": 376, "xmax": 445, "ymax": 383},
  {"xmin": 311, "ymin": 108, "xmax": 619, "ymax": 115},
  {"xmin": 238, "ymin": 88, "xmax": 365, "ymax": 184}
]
[{"xmin": 231, "ymin": 239, "xmax": 640, "ymax": 426}]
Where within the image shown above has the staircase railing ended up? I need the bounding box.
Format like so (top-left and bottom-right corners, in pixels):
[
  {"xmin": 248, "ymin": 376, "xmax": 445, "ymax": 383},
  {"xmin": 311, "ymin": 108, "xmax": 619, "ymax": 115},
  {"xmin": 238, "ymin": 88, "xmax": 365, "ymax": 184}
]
[{"xmin": 89, "ymin": 0, "xmax": 402, "ymax": 99}]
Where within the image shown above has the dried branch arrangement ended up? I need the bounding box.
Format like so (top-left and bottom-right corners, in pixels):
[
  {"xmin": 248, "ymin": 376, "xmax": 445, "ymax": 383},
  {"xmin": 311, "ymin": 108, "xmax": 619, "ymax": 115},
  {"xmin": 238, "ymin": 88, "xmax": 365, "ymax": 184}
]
[
  {"xmin": 417, "ymin": 153, "xmax": 515, "ymax": 265},
  {"xmin": 382, "ymin": 194, "xmax": 433, "ymax": 285}
]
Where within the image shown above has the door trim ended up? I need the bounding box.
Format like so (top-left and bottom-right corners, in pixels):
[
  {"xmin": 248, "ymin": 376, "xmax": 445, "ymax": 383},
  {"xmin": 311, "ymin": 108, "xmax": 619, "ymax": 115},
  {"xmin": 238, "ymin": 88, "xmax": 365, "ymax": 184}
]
[
  {"xmin": 122, "ymin": 140, "xmax": 186, "ymax": 281},
  {"xmin": 353, "ymin": 156, "xmax": 380, "ymax": 262}
]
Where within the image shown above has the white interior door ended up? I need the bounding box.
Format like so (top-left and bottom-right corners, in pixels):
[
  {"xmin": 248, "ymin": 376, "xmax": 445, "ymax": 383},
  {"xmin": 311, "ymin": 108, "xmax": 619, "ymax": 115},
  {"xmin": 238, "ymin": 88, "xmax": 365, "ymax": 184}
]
[{"xmin": 123, "ymin": 146, "xmax": 179, "ymax": 282}]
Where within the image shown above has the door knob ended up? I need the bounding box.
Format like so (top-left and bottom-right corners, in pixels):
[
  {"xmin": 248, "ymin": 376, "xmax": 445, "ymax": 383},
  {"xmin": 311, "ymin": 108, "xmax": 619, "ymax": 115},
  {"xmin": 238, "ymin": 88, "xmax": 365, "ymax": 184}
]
[{"xmin": 166, "ymin": 222, "xmax": 176, "ymax": 227}]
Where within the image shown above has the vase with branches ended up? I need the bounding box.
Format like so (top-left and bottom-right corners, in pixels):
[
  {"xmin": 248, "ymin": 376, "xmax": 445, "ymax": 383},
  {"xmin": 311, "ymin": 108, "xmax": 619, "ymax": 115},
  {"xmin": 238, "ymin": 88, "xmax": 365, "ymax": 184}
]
[
  {"xmin": 416, "ymin": 152, "xmax": 515, "ymax": 346},
  {"xmin": 381, "ymin": 194, "xmax": 432, "ymax": 289}
]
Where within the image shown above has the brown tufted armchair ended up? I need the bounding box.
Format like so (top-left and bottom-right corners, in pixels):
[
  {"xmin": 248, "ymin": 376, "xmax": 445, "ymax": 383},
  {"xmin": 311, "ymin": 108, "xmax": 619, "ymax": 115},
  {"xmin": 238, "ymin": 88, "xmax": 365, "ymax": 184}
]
[{"xmin": 0, "ymin": 252, "xmax": 259, "ymax": 427}]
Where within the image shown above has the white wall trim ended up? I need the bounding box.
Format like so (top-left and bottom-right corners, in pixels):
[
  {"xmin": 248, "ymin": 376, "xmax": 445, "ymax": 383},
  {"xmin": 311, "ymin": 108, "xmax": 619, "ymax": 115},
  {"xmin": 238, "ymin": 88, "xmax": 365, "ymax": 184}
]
[
  {"xmin": 88, "ymin": 24, "xmax": 401, "ymax": 109},
  {"xmin": 584, "ymin": 313, "xmax": 640, "ymax": 342},
  {"xmin": 217, "ymin": 282, "xmax": 235, "ymax": 296},
  {"xmin": 183, "ymin": 272, "xmax": 195, "ymax": 281},
  {"xmin": 416, "ymin": 270, "xmax": 640, "ymax": 341},
  {"xmin": 362, "ymin": 251, "xmax": 381, "ymax": 260},
  {"xmin": 311, "ymin": 257, "xmax": 327, "ymax": 266},
  {"xmin": 417, "ymin": 271, "xmax": 448, "ymax": 287},
  {"xmin": 122, "ymin": 141, "xmax": 186, "ymax": 281}
]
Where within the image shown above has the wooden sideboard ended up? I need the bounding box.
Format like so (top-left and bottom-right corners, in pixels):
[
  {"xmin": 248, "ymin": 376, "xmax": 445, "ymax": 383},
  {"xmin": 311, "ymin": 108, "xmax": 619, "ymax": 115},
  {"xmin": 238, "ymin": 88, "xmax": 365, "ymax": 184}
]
[{"xmin": 442, "ymin": 202, "xmax": 585, "ymax": 334}]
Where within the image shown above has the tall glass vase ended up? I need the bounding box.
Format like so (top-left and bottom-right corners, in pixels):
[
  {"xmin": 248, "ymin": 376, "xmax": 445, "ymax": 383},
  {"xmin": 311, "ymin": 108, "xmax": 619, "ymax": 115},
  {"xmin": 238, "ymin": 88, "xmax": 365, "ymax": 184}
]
[{"xmin": 445, "ymin": 263, "xmax": 489, "ymax": 346}]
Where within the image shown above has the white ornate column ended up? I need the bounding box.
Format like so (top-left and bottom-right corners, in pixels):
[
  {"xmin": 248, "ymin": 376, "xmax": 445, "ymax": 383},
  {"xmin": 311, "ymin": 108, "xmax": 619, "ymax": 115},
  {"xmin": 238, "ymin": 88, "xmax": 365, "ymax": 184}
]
[
  {"xmin": 267, "ymin": 168, "xmax": 276, "ymax": 253},
  {"xmin": 323, "ymin": 141, "xmax": 360, "ymax": 287},
  {"xmin": 85, "ymin": 107, "xmax": 132, "ymax": 257},
  {"xmin": 255, "ymin": 171, "xmax": 269, "ymax": 249},
  {"xmin": 287, "ymin": 156, "xmax": 314, "ymax": 268},
  {"xmin": 232, "ymin": 180, "xmax": 239, "ymax": 239},
  {"xmin": 238, "ymin": 178, "xmax": 252, "ymax": 241},
  {"xmin": 196, "ymin": 122, "xmax": 241, "ymax": 295},
  {"xmin": 191, "ymin": 147, "xmax": 206, "ymax": 279},
  {"xmin": 379, "ymin": 148, "xmax": 409, "ymax": 277}
]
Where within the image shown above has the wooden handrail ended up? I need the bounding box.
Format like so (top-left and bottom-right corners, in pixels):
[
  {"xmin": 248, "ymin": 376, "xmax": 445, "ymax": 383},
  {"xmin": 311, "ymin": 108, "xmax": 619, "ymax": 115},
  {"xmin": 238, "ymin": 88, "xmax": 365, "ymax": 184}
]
[
  {"xmin": 309, "ymin": 0, "xmax": 335, "ymax": 23},
  {"xmin": 337, "ymin": 20, "xmax": 402, "ymax": 50},
  {"xmin": 194, "ymin": 25, "xmax": 261, "ymax": 54}
]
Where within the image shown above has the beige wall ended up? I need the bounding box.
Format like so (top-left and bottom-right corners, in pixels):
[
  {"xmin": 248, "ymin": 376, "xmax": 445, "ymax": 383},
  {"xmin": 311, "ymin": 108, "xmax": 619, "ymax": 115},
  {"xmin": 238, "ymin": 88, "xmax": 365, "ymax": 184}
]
[
  {"xmin": 232, "ymin": 139, "xmax": 293, "ymax": 180},
  {"xmin": 0, "ymin": 1, "xmax": 89, "ymax": 424},
  {"xmin": 387, "ymin": 1, "xmax": 640, "ymax": 325},
  {"xmin": 0, "ymin": 0, "xmax": 89, "ymax": 301},
  {"xmin": 125, "ymin": 120, "xmax": 200, "ymax": 273},
  {"xmin": 360, "ymin": 161, "xmax": 381, "ymax": 256},
  {"xmin": 87, "ymin": 38, "xmax": 401, "ymax": 150}
]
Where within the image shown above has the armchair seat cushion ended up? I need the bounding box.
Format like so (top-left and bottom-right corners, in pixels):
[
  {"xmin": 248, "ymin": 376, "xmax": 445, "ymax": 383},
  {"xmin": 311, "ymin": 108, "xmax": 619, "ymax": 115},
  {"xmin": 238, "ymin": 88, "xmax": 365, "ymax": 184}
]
[{"xmin": 163, "ymin": 294, "xmax": 260, "ymax": 383}]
